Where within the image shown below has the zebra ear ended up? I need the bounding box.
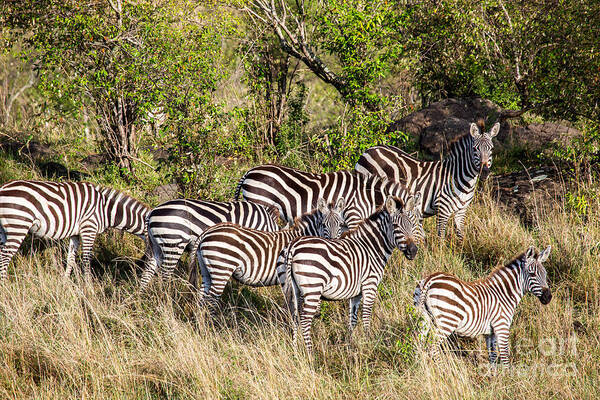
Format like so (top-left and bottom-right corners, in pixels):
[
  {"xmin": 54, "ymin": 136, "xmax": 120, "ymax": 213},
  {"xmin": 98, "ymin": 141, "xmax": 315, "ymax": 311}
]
[
  {"xmin": 470, "ymin": 123, "xmax": 481, "ymax": 139},
  {"xmin": 334, "ymin": 197, "xmax": 346, "ymax": 212},
  {"xmin": 412, "ymin": 192, "xmax": 422, "ymax": 211},
  {"xmin": 385, "ymin": 196, "xmax": 397, "ymax": 214},
  {"xmin": 525, "ymin": 246, "xmax": 536, "ymax": 259},
  {"xmin": 317, "ymin": 198, "xmax": 328, "ymax": 214},
  {"xmin": 404, "ymin": 195, "xmax": 416, "ymax": 213},
  {"xmin": 489, "ymin": 122, "xmax": 500, "ymax": 138},
  {"xmin": 538, "ymin": 245, "xmax": 552, "ymax": 262}
]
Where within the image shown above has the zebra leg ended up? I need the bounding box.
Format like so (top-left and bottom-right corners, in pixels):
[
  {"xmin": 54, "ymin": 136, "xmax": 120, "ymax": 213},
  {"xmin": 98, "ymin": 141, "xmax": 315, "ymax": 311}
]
[
  {"xmin": 159, "ymin": 245, "xmax": 186, "ymax": 284},
  {"xmin": 64, "ymin": 236, "xmax": 80, "ymax": 278},
  {"xmin": 436, "ymin": 210, "xmax": 451, "ymax": 239},
  {"xmin": 139, "ymin": 239, "xmax": 158, "ymax": 289},
  {"xmin": 0, "ymin": 231, "xmax": 28, "ymax": 280},
  {"xmin": 79, "ymin": 230, "xmax": 98, "ymax": 284},
  {"xmin": 485, "ymin": 332, "xmax": 498, "ymax": 364},
  {"xmin": 453, "ymin": 208, "xmax": 467, "ymax": 240},
  {"xmin": 495, "ymin": 327, "xmax": 511, "ymax": 367},
  {"xmin": 348, "ymin": 294, "xmax": 362, "ymax": 335},
  {"xmin": 299, "ymin": 294, "xmax": 321, "ymax": 355},
  {"xmin": 360, "ymin": 285, "xmax": 378, "ymax": 333}
]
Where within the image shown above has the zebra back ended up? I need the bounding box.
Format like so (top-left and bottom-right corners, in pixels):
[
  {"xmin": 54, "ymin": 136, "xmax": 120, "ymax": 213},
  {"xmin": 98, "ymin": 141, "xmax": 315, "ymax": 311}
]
[{"xmin": 235, "ymin": 164, "xmax": 417, "ymax": 229}]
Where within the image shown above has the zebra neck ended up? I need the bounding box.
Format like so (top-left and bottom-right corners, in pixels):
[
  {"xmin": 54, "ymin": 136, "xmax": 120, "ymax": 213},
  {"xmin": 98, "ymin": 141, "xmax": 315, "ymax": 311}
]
[
  {"xmin": 290, "ymin": 212, "xmax": 321, "ymax": 236},
  {"xmin": 442, "ymin": 136, "xmax": 479, "ymax": 186},
  {"xmin": 100, "ymin": 187, "xmax": 148, "ymax": 234},
  {"xmin": 345, "ymin": 212, "xmax": 394, "ymax": 262},
  {"xmin": 483, "ymin": 261, "xmax": 525, "ymax": 307}
]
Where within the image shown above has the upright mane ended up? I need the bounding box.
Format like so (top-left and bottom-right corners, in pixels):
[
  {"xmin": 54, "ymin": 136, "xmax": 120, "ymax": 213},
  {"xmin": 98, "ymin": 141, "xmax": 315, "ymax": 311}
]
[{"xmin": 476, "ymin": 251, "xmax": 527, "ymax": 284}]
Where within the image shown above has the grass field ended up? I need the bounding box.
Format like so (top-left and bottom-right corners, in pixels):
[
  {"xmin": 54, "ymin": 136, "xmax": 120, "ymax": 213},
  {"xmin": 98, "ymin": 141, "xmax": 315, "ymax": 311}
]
[{"xmin": 0, "ymin": 176, "xmax": 598, "ymax": 399}]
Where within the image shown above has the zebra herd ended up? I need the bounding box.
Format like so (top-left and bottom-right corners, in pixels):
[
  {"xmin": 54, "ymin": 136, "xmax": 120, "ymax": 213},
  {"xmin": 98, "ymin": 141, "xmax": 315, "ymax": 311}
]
[{"xmin": 0, "ymin": 121, "xmax": 553, "ymax": 365}]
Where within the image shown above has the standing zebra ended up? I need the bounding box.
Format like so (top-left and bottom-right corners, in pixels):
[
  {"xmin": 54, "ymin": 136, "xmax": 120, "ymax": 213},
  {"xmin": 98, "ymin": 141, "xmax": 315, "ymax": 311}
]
[
  {"xmin": 234, "ymin": 164, "xmax": 423, "ymax": 237},
  {"xmin": 0, "ymin": 180, "xmax": 151, "ymax": 282},
  {"xmin": 413, "ymin": 245, "xmax": 552, "ymax": 366},
  {"xmin": 143, "ymin": 199, "xmax": 280, "ymax": 288},
  {"xmin": 193, "ymin": 198, "xmax": 347, "ymax": 311},
  {"xmin": 283, "ymin": 195, "xmax": 420, "ymax": 354},
  {"xmin": 355, "ymin": 122, "xmax": 500, "ymax": 239}
]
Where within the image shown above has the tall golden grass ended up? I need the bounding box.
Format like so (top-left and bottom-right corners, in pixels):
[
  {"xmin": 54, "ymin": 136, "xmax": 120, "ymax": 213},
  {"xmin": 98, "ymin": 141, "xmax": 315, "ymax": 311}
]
[{"xmin": 0, "ymin": 184, "xmax": 598, "ymax": 399}]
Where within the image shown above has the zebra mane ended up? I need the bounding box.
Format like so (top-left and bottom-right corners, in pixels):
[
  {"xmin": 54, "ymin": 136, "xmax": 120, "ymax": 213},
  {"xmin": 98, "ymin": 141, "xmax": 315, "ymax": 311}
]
[
  {"xmin": 338, "ymin": 197, "xmax": 404, "ymax": 240},
  {"xmin": 477, "ymin": 251, "xmax": 527, "ymax": 283},
  {"xmin": 96, "ymin": 185, "xmax": 149, "ymax": 208},
  {"xmin": 289, "ymin": 207, "xmax": 322, "ymax": 230}
]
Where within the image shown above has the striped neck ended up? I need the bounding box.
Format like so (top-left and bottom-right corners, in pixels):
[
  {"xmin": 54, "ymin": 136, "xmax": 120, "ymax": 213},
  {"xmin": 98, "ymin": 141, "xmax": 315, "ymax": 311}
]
[
  {"xmin": 290, "ymin": 210, "xmax": 322, "ymax": 236},
  {"xmin": 443, "ymin": 134, "xmax": 479, "ymax": 182},
  {"xmin": 342, "ymin": 210, "xmax": 395, "ymax": 261},
  {"xmin": 98, "ymin": 187, "xmax": 149, "ymax": 235},
  {"xmin": 481, "ymin": 256, "xmax": 527, "ymax": 307}
]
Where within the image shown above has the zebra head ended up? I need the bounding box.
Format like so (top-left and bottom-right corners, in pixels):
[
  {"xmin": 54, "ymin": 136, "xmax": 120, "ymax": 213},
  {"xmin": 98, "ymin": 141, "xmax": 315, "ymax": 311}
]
[
  {"xmin": 523, "ymin": 245, "xmax": 552, "ymax": 304},
  {"xmin": 470, "ymin": 122, "xmax": 500, "ymax": 180},
  {"xmin": 384, "ymin": 194, "xmax": 420, "ymax": 260},
  {"xmin": 317, "ymin": 197, "xmax": 348, "ymax": 239}
]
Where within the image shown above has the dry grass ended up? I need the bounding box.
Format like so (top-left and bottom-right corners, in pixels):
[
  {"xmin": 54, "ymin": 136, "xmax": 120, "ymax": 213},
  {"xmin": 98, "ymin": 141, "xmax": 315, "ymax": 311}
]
[{"xmin": 1, "ymin": 187, "xmax": 599, "ymax": 399}]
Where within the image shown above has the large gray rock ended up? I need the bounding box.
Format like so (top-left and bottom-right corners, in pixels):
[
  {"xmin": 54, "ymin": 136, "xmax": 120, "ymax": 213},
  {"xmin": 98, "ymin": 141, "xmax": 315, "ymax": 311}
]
[
  {"xmin": 387, "ymin": 98, "xmax": 509, "ymax": 158},
  {"xmin": 509, "ymin": 122, "xmax": 580, "ymax": 150},
  {"xmin": 151, "ymin": 183, "xmax": 180, "ymax": 203}
]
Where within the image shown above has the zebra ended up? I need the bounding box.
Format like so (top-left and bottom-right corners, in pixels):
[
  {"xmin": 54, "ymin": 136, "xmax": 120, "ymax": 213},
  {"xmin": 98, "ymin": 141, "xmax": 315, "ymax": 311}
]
[
  {"xmin": 0, "ymin": 180, "xmax": 151, "ymax": 282},
  {"xmin": 413, "ymin": 245, "xmax": 552, "ymax": 366},
  {"xmin": 282, "ymin": 194, "xmax": 421, "ymax": 354},
  {"xmin": 234, "ymin": 164, "xmax": 424, "ymax": 241},
  {"xmin": 192, "ymin": 198, "xmax": 347, "ymax": 311},
  {"xmin": 355, "ymin": 121, "xmax": 500, "ymax": 239},
  {"xmin": 143, "ymin": 199, "xmax": 280, "ymax": 288}
]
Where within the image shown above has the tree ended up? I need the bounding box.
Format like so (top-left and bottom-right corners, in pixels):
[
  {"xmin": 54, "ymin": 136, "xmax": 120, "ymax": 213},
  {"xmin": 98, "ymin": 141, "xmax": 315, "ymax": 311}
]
[
  {"xmin": 5, "ymin": 0, "xmax": 228, "ymax": 175},
  {"xmin": 408, "ymin": 0, "xmax": 600, "ymax": 123}
]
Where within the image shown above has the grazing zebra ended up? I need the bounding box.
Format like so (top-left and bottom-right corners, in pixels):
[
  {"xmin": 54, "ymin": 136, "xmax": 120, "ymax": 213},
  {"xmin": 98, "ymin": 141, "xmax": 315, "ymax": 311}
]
[
  {"xmin": 355, "ymin": 122, "xmax": 500, "ymax": 239},
  {"xmin": 143, "ymin": 199, "xmax": 280, "ymax": 288},
  {"xmin": 234, "ymin": 164, "xmax": 423, "ymax": 238},
  {"xmin": 0, "ymin": 180, "xmax": 150, "ymax": 281},
  {"xmin": 413, "ymin": 245, "xmax": 552, "ymax": 366},
  {"xmin": 193, "ymin": 198, "xmax": 347, "ymax": 311},
  {"xmin": 283, "ymin": 194, "xmax": 421, "ymax": 354}
]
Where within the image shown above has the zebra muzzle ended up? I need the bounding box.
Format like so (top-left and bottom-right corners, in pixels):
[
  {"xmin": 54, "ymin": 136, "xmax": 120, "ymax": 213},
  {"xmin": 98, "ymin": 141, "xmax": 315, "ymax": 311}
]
[
  {"xmin": 540, "ymin": 288, "xmax": 552, "ymax": 305},
  {"xmin": 404, "ymin": 242, "xmax": 418, "ymax": 260}
]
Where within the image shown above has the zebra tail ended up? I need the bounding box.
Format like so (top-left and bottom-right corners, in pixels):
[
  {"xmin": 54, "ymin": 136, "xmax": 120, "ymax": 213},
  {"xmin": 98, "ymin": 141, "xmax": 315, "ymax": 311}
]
[
  {"xmin": 188, "ymin": 239, "xmax": 202, "ymax": 290},
  {"xmin": 233, "ymin": 171, "xmax": 249, "ymax": 201},
  {"xmin": 413, "ymin": 279, "xmax": 427, "ymax": 309},
  {"xmin": 0, "ymin": 221, "xmax": 6, "ymax": 246},
  {"xmin": 282, "ymin": 248, "xmax": 299, "ymax": 321}
]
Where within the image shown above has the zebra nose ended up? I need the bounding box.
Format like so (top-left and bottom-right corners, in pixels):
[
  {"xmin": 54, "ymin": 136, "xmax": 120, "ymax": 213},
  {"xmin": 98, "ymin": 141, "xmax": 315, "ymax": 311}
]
[
  {"xmin": 405, "ymin": 242, "xmax": 418, "ymax": 260},
  {"xmin": 480, "ymin": 165, "xmax": 490, "ymax": 180},
  {"xmin": 540, "ymin": 288, "xmax": 552, "ymax": 304}
]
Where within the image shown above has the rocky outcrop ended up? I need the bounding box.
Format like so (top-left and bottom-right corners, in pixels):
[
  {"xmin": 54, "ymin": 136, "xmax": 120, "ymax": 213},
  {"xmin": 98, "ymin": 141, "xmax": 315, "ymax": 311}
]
[{"xmin": 490, "ymin": 166, "xmax": 565, "ymax": 224}]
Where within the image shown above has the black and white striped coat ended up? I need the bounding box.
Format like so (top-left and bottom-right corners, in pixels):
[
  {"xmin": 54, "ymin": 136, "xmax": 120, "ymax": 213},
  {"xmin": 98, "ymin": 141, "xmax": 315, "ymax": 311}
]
[
  {"xmin": 235, "ymin": 164, "xmax": 424, "ymax": 243},
  {"xmin": 193, "ymin": 198, "xmax": 347, "ymax": 310},
  {"xmin": 0, "ymin": 180, "xmax": 150, "ymax": 281},
  {"xmin": 414, "ymin": 245, "xmax": 552, "ymax": 365},
  {"xmin": 143, "ymin": 199, "xmax": 280, "ymax": 288},
  {"xmin": 283, "ymin": 195, "xmax": 420, "ymax": 354},
  {"xmin": 355, "ymin": 122, "xmax": 499, "ymax": 239}
]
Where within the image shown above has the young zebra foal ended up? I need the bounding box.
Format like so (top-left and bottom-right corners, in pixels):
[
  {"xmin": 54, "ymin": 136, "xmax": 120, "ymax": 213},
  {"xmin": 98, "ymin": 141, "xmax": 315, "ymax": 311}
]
[
  {"xmin": 194, "ymin": 198, "xmax": 347, "ymax": 311},
  {"xmin": 284, "ymin": 194, "xmax": 421, "ymax": 354},
  {"xmin": 414, "ymin": 245, "xmax": 552, "ymax": 366}
]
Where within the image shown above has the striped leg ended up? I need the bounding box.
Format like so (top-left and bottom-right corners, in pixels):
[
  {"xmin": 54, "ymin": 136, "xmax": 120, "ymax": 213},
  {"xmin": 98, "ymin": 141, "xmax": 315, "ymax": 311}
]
[
  {"xmin": 64, "ymin": 236, "xmax": 80, "ymax": 278},
  {"xmin": 360, "ymin": 286, "xmax": 378, "ymax": 333},
  {"xmin": 436, "ymin": 208, "xmax": 452, "ymax": 239},
  {"xmin": 201, "ymin": 264, "xmax": 236, "ymax": 314},
  {"xmin": 453, "ymin": 208, "xmax": 467, "ymax": 240},
  {"xmin": 79, "ymin": 229, "xmax": 98, "ymax": 283},
  {"xmin": 495, "ymin": 327, "xmax": 511, "ymax": 366},
  {"xmin": 485, "ymin": 333, "xmax": 498, "ymax": 364},
  {"xmin": 0, "ymin": 230, "xmax": 28, "ymax": 280},
  {"xmin": 348, "ymin": 294, "xmax": 362, "ymax": 334},
  {"xmin": 159, "ymin": 245, "xmax": 187, "ymax": 283},
  {"xmin": 140, "ymin": 240, "xmax": 157, "ymax": 289},
  {"xmin": 299, "ymin": 293, "xmax": 322, "ymax": 355}
]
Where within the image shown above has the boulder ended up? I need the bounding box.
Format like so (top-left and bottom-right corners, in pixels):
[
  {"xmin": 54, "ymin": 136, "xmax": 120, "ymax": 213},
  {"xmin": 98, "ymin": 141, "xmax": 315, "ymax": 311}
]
[
  {"xmin": 151, "ymin": 183, "xmax": 180, "ymax": 203},
  {"xmin": 509, "ymin": 122, "xmax": 580, "ymax": 151},
  {"xmin": 0, "ymin": 138, "xmax": 56, "ymax": 161},
  {"xmin": 490, "ymin": 165, "xmax": 564, "ymax": 225}
]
